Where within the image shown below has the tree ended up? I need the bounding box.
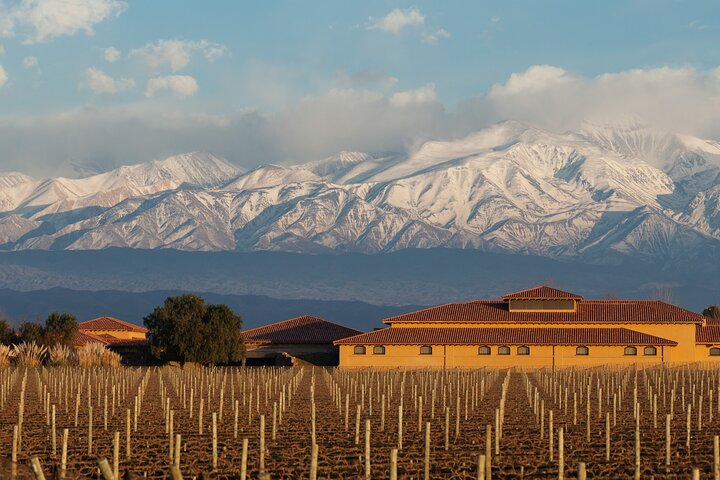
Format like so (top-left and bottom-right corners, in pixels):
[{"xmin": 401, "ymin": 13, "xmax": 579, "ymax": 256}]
[
  {"xmin": 44, "ymin": 311, "xmax": 78, "ymax": 346},
  {"xmin": 0, "ymin": 317, "xmax": 14, "ymax": 345},
  {"xmin": 17, "ymin": 321, "xmax": 45, "ymax": 344},
  {"xmin": 703, "ymin": 305, "xmax": 720, "ymax": 320},
  {"xmin": 144, "ymin": 295, "xmax": 243, "ymax": 365}
]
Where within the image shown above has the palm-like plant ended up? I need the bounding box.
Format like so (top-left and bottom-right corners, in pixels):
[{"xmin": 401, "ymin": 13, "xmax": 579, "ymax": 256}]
[
  {"xmin": 0, "ymin": 344, "xmax": 15, "ymax": 367},
  {"xmin": 77, "ymin": 342, "xmax": 121, "ymax": 368},
  {"xmin": 48, "ymin": 344, "xmax": 74, "ymax": 366},
  {"xmin": 12, "ymin": 342, "xmax": 47, "ymax": 367}
]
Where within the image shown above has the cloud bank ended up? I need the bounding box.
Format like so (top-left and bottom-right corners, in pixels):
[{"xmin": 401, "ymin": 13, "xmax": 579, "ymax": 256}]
[
  {"xmin": 1, "ymin": 0, "xmax": 127, "ymax": 44},
  {"xmin": 1, "ymin": 64, "xmax": 719, "ymax": 177}
]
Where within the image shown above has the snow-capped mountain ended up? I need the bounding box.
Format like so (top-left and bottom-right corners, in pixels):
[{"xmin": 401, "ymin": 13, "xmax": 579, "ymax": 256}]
[{"xmin": 2, "ymin": 121, "xmax": 720, "ymax": 267}]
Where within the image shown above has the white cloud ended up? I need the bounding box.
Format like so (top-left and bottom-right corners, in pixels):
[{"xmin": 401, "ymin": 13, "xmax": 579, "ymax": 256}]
[
  {"xmin": 390, "ymin": 84, "xmax": 436, "ymax": 107},
  {"xmin": 1, "ymin": 65, "xmax": 720, "ymax": 178},
  {"xmin": 145, "ymin": 75, "xmax": 198, "ymax": 98},
  {"xmin": 22, "ymin": 55, "xmax": 38, "ymax": 68},
  {"xmin": 103, "ymin": 46, "xmax": 120, "ymax": 63},
  {"xmin": 81, "ymin": 67, "xmax": 134, "ymax": 94},
  {"xmin": 368, "ymin": 7, "xmax": 425, "ymax": 33},
  {"xmin": 1, "ymin": 0, "xmax": 127, "ymax": 44},
  {"xmin": 0, "ymin": 65, "xmax": 7, "ymax": 87},
  {"xmin": 489, "ymin": 65, "xmax": 575, "ymax": 96},
  {"xmin": 421, "ymin": 28, "xmax": 450, "ymax": 45},
  {"xmin": 130, "ymin": 39, "xmax": 229, "ymax": 72}
]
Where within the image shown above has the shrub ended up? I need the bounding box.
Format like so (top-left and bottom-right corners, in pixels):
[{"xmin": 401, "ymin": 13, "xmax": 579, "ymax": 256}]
[
  {"xmin": 77, "ymin": 342, "xmax": 121, "ymax": 368},
  {"xmin": 0, "ymin": 344, "xmax": 15, "ymax": 366},
  {"xmin": 48, "ymin": 344, "xmax": 75, "ymax": 366},
  {"xmin": 13, "ymin": 342, "xmax": 47, "ymax": 367}
]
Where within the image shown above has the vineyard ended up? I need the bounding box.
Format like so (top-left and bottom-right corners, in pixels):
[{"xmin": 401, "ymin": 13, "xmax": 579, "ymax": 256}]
[{"xmin": 2, "ymin": 365, "xmax": 720, "ymax": 479}]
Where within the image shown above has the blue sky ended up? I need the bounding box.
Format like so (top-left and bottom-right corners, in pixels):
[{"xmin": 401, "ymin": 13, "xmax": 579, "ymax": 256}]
[{"xmin": 0, "ymin": 0, "xmax": 719, "ymax": 175}]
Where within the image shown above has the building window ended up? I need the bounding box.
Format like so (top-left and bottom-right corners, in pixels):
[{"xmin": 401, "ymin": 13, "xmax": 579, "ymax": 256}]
[
  {"xmin": 498, "ymin": 346, "xmax": 510, "ymax": 355},
  {"xmin": 478, "ymin": 346, "xmax": 491, "ymax": 355},
  {"xmin": 710, "ymin": 347, "xmax": 720, "ymax": 356},
  {"xmin": 644, "ymin": 346, "xmax": 657, "ymax": 356},
  {"xmin": 576, "ymin": 346, "xmax": 589, "ymax": 356},
  {"xmin": 420, "ymin": 345, "xmax": 432, "ymax": 355},
  {"xmin": 353, "ymin": 345, "xmax": 366, "ymax": 355},
  {"xmin": 373, "ymin": 346, "xmax": 386, "ymax": 355},
  {"xmin": 517, "ymin": 345, "xmax": 530, "ymax": 355},
  {"xmin": 624, "ymin": 346, "xmax": 637, "ymax": 356}
]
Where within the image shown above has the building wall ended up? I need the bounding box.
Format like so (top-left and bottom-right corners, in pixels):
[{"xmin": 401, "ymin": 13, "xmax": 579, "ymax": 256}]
[
  {"xmin": 339, "ymin": 343, "xmax": 667, "ymax": 368},
  {"xmin": 387, "ymin": 322, "xmax": 698, "ymax": 362},
  {"xmin": 695, "ymin": 344, "xmax": 720, "ymax": 361},
  {"xmin": 81, "ymin": 329, "xmax": 146, "ymax": 340}
]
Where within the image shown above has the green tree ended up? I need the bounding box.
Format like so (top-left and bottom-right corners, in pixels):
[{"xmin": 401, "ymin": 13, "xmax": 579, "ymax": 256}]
[
  {"xmin": 0, "ymin": 316, "xmax": 14, "ymax": 345},
  {"xmin": 44, "ymin": 311, "xmax": 78, "ymax": 346},
  {"xmin": 144, "ymin": 294, "xmax": 243, "ymax": 365},
  {"xmin": 18, "ymin": 321, "xmax": 45, "ymax": 344},
  {"xmin": 703, "ymin": 305, "xmax": 720, "ymax": 320}
]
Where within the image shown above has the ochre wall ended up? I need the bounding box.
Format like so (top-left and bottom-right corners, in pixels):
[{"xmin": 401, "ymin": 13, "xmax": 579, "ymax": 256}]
[
  {"xmin": 695, "ymin": 344, "xmax": 720, "ymax": 361},
  {"xmin": 339, "ymin": 343, "xmax": 667, "ymax": 368}
]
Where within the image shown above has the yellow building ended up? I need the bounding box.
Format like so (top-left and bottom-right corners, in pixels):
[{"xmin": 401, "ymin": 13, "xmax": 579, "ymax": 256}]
[
  {"xmin": 335, "ymin": 286, "xmax": 720, "ymax": 368},
  {"xmin": 73, "ymin": 316, "xmax": 149, "ymax": 364}
]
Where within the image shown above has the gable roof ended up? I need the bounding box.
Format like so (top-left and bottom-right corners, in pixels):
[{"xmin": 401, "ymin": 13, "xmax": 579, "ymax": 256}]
[
  {"xmin": 335, "ymin": 327, "xmax": 676, "ymax": 346},
  {"xmin": 383, "ymin": 300, "xmax": 706, "ymax": 325},
  {"xmin": 502, "ymin": 286, "xmax": 583, "ymax": 300},
  {"xmin": 242, "ymin": 315, "xmax": 363, "ymax": 345},
  {"xmin": 72, "ymin": 330, "xmax": 110, "ymax": 347},
  {"xmin": 79, "ymin": 316, "xmax": 148, "ymax": 333}
]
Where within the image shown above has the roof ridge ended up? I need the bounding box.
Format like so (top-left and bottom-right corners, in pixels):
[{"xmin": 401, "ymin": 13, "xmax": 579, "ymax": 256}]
[
  {"xmin": 79, "ymin": 316, "xmax": 147, "ymax": 332},
  {"xmin": 242, "ymin": 315, "xmax": 361, "ymax": 335}
]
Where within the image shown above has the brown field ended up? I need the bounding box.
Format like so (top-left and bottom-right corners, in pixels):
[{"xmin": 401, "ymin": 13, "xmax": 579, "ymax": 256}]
[{"xmin": 1, "ymin": 365, "xmax": 720, "ymax": 479}]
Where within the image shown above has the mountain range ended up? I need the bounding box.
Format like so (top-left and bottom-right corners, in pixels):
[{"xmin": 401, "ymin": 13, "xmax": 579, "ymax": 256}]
[{"xmin": 2, "ymin": 120, "xmax": 720, "ymax": 269}]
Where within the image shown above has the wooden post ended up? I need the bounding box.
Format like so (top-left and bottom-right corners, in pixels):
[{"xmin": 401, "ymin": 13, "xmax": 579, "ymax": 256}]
[
  {"xmin": 666, "ymin": 414, "xmax": 671, "ymax": 466},
  {"xmin": 365, "ymin": 419, "xmax": 371, "ymax": 480},
  {"xmin": 61, "ymin": 429, "xmax": 68, "ymax": 472},
  {"xmin": 424, "ymin": 421, "xmax": 430, "ymax": 480},
  {"xmin": 29, "ymin": 457, "xmax": 47, "ymax": 480},
  {"xmin": 485, "ymin": 424, "xmax": 492, "ymax": 480},
  {"xmin": 390, "ymin": 448, "xmax": 398, "ymax": 480},
  {"xmin": 577, "ymin": 462, "xmax": 586, "ymax": 480},
  {"xmin": 212, "ymin": 412, "xmax": 218, "ymax": 470},
  {"xmin": 398, "ymin": 404, "xmax": 403, "ymax": 450},
  {"xmin": 51, "ymin": 405, "xmax": 56, "ymax": 456},
  {"xmin": 88, "ymin": 405, "xmax": 93, "ymax": 454},
  {"xmin": 549, "ymin": 410, "xmax": 554, "ymax": 461},
  {"xmin": 11, "ymin": 424, "xmax": 18, "ymax": 463},
  {"xmin": 558, "ymin": 427, "xmax": 564, "ymax": 480},
  {"xmin": 714, "ymin": 435, "xmax": 719, "ymax": 480},
  {"xmin": 259, "ymin": 414, "xmax": 266, "ymax": 473},
  {"xmin": 240, "ymin": 438, "xmax": 248, "ymax": 480},
  {"xmin": 310, "ymin": 442, "xmax": 318, "ymax": 480},
  {"xmin": 126, "ymin": 408, "xmax": 131, "ymax": 459},
  {"xmin": 113, "ymin": 431, "xmax": 120, "ymax": 479},
  {"xmin": 445, "ymin": 406, "xmax": 450, "ymax": 451},
  {"xmin": 605, "ymin": 412, "xmax": 610, "ymax": 462},
  {"xmin": 175, "ymin": 433, "xmax": 182, "ymax": 468},
  {"xmin": 97, "ymin": 458, "xmax": 114, "ymax": 480},
  {"xmin": 478, "ymin": 454, "xmax": 486, "ymax": 480},
  {"xmin": 170, "ymin": 465, "xmax": 184, "ymax": 480},
  {"xmin": 355, "ymin": 405, "xmax": 361, "ymax": 445}
]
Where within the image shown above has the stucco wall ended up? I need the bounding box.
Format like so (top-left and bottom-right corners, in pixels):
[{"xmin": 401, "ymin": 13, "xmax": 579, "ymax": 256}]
[
  {"xmin": 339, "ymin": 343, "xmax": 667, "ymax": 368},
  {"xmin": 82, "ymin": 330, "xmax": 146, "ymax": 340}
]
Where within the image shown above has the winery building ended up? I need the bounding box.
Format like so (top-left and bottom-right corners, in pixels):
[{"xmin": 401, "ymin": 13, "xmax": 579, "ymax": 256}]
[
  {"xmin": 242, "ymin": 315, "xmax": 362, "ymax": 366},
  {"xmin": 73, "ymin": 316, "xmax": 149, "ymax": 364},
  {"xmin": 335, "ymin": 286, "xmax": 720, "ymax": 368}
]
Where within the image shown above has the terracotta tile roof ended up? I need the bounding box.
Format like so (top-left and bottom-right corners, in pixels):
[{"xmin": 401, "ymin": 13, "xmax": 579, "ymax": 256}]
[
  {"xmin": 383, "ymin": 300, "xmax": 706, "ymax": 325},
  {"xmin": 696, "ymin": 324, "xmax": 720, "ymax": 343},
  {"xmin": 72, "ymin": 330, "xmax": 110, "ymax": 347},
  {"xmin": 335, "ymin": 327, "xmax": 676, "ymax": 346},
  {"xmin": 502, "ymin": 286, "xmax": 584, "ymax": 300},
  {"xmin": 79, "ymin": 316, "xmax": 148, "ymax": 333},
  {"xmin": 243, "ymin": 315, "xmax": 363, "ymax": 345}
]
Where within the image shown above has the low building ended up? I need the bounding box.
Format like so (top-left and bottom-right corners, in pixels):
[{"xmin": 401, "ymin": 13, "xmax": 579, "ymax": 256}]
[
  {"xmin": 242, "ymin": 315, "xmax": 362, "ymax": 366},
  {"xmin": 73, "ymin": 316, "xmax": 149, "ymax": 365},
  {"xmin": 335, "ymin": 286, "xmax": 717, "ymax": 368}
]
